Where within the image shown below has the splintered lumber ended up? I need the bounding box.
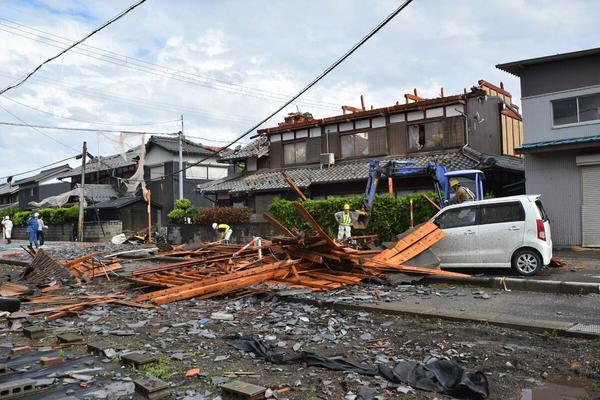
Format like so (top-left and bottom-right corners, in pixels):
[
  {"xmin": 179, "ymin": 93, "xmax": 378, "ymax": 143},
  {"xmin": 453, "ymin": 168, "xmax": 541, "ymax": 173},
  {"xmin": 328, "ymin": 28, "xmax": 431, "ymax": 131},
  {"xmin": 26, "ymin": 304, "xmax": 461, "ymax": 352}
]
[
  {"xmin": 292, "ymin": 202, "xmax": 339, "ymax": 248},
  {"xmin": 281, "ymin": 171, "xmax": 308, "ymax": 201},
  {"xmin": 370, "ymin": 222, "xmax": 439, "ymax": 263},
  {"xmin": 0, "ymin": 282, "xmax": 29, "ymax": 297},
  {"xmin": 263, "ymin": 212, "xmax": 294, "ymax": 237},
  {"xmin": 133, "ymin": 260, "xmax": 299, "ymax": 303},
  {"xmin": 149, "ymin": 260, "xmax": 300, "ymax": 305}
]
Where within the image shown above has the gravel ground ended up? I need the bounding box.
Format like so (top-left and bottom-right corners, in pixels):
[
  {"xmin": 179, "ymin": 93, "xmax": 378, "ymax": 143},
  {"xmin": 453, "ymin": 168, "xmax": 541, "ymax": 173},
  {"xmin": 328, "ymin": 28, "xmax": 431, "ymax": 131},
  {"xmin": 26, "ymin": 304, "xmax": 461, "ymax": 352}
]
[{"xmin": 2, "ymin": 273, "xmax": 599, "ymax": 400}]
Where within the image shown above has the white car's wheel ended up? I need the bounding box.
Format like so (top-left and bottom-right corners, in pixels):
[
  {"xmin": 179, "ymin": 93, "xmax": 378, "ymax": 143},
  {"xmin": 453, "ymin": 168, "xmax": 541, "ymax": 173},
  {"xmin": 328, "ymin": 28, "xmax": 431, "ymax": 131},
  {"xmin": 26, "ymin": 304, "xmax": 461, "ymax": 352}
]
[{"xmin": 512, "ymin": 249, "xmax": 542, "ymax": 276}]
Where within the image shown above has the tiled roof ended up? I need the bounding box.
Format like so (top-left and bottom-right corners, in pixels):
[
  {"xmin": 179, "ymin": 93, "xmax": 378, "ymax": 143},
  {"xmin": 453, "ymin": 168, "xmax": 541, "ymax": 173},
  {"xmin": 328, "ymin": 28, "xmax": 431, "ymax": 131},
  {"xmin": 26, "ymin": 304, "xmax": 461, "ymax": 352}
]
[
  {"xmin": 0, "ymin": 183, "xmax": 19, "ymax": 196},
  {"xmin": 14, "ymin": 164, "xmax": 72, "ymax": 185},
  {"xmin": 518, "ymin": 135, "xmax": 600, "ymax": 151},
  {"xmin": 147, "ymin": 135, "xmax": 218, "ymax": 156},
  {"xmin": 219, "ymin": 136, "xmax": 269, "ymax": 161},
  {"xmin": 80, "ymin": 184, "xmax": 120, "ymax": 202},
  {"xmin": 57, "ymin": 149, "xmax": 139, "ymax": 179},
  {"xmin": 199, "ymin": 147, "xmax": 523, "ymax": 195},
  {"xmin": 91, "ymin": 195, "xmax": 160, "ymax": 209}
]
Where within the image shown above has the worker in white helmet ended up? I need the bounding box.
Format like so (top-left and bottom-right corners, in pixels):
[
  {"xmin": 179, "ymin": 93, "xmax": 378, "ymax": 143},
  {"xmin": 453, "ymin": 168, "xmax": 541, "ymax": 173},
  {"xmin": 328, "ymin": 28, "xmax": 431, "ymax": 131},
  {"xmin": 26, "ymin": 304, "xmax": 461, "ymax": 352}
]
[{"xmin": 212, "ymin": 222, "xmax": 233, "ymax": 244}]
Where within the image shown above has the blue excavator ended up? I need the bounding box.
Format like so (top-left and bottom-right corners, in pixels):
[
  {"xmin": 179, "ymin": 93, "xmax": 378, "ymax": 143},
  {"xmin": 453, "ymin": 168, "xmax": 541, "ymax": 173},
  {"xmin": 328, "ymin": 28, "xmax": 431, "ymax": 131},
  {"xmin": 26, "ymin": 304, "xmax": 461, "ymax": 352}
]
[{"xmin": 354, "ymin": 159, "xmax": 484, "ymax": 228}]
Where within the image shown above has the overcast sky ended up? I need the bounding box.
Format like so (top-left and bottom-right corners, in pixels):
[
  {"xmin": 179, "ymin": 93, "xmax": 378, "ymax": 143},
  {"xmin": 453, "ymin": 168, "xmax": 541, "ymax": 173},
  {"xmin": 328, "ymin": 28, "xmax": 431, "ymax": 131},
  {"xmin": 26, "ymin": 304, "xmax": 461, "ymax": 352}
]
[{"xmin": 1, "ymin": 0, "xmax": 599, "ymax": 180}]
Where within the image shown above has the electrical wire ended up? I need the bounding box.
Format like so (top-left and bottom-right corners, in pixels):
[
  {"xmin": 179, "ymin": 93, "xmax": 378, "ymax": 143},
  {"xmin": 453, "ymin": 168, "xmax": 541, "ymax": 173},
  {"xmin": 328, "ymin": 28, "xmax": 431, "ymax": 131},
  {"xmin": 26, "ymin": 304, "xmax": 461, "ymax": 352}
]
[
  {"xmin": 0, "ymin": 0, "xmax": 147, "ymax": 95},
  {"xmin": 135, "ymin": 0, "xmax": 415, "ymax": 183},
  {"xmin": 0, "ymin": 104, "xmax": 80, "ymax": 152},
  {"xmin": 0, "ymin": 155, "xmax": 77, "ymax": 181},
  {"xmin": 0, "ymin": 120, "xmax": 178, "ymax": 135},
  {"xmin": 0, "ymin": 71, "xmax": 258, "ymax": 125},
  {"xmin": 0, "ymin": 18, "xmax": 341, "ymax": 111},
  {"xmin": 2, "ymin": 96, "xmax": 180, "ymax": 127}
]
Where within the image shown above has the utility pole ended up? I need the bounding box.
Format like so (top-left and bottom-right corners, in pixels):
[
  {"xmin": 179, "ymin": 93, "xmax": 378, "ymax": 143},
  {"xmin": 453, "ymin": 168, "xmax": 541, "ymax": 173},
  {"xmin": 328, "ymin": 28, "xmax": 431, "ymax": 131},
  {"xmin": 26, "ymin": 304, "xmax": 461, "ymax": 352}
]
[
  {"xmin": 78, "ymin": 141, "xmax": 87, "ymax": 242},
  {"xmin": 178, "ymin": 114, "xmax": 184, "ymax": 200}
]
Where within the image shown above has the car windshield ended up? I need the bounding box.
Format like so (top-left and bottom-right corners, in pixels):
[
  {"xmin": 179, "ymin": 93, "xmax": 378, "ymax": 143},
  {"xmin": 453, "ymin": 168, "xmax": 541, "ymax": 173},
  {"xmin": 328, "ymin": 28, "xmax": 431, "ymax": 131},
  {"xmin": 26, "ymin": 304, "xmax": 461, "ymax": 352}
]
[{"xmin": 535, "ymin": 199, "xmax": 549, "ymax": 221}]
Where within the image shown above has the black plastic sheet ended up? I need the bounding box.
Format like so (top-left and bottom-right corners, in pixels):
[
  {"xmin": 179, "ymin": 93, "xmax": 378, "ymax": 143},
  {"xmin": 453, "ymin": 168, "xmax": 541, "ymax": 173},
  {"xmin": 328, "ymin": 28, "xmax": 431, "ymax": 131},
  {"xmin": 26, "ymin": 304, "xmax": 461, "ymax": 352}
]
[{"xmin": 226, "ymin": 336, "xmax": 488, "ymax": 399}]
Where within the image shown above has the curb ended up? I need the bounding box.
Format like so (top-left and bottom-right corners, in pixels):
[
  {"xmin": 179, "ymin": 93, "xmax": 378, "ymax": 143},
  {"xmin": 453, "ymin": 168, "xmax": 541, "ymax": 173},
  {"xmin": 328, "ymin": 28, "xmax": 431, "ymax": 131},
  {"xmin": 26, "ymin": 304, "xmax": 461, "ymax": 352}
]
[
  {"xmin": 421, "ymin": 275, "xmax": 600, "ymax": 295},
  {"xmin": 279, "ymin": 295, "xmax": 600, "ymax": 339}
]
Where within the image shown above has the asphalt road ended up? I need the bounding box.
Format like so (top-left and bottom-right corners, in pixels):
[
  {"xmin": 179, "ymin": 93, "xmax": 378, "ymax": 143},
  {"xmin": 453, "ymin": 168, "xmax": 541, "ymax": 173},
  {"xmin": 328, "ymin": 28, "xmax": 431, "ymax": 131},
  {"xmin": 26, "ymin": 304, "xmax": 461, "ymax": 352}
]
[{"xmin": 389, "ymin": 285, "xmax": 600, "ymax": 326}]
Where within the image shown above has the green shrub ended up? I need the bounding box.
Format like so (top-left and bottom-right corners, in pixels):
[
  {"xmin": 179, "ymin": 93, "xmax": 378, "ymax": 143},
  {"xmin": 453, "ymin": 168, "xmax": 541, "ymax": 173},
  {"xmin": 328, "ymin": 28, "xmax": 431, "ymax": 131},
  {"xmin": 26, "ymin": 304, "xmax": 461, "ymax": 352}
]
[
  {"xmin": 194, "ymin": 206, "xmax": 251, "ymax": 225},
  {"xmin": 4, "ymin": 206, "xmax": 80, "ymax": 226},
  {"xmin": 268, "ymin": 193, "xmax": 438, "ymax": 241},
  {"xmin": 167, "ymin": 198, "xmax": 197, "ymax": 224}
]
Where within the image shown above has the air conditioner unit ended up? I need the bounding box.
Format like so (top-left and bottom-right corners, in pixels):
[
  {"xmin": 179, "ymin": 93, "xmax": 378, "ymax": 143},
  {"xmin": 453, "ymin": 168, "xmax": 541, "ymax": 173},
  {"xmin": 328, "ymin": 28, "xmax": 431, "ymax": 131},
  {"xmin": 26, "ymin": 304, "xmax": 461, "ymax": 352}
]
[{"xmin": 320, "ymin": 153, "xmax": 335, "ymax": 168}]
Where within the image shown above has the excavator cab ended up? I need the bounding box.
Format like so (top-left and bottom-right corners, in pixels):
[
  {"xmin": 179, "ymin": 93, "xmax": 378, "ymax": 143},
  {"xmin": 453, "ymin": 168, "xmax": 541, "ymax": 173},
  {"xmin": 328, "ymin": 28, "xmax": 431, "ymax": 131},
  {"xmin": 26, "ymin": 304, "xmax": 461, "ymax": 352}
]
[{"xmin": 354, "ymin": 160, "xmax": 484, "ymax": 229}]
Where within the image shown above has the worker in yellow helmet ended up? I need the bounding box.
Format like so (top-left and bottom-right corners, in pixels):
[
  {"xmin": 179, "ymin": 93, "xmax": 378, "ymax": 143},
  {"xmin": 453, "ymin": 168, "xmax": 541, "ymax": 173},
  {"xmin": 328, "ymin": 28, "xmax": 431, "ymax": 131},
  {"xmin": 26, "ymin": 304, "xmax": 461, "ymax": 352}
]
[
  {"xmin": 212, "ymin": 222, "xmax": 233, "ymax": 244},
  {"xmin": 448, "ymin": 178, "xmax": 475, "ymax": 205},
  {"xmin": 334, "ymin": 203, "xmax": 355, "ymax": 241}
]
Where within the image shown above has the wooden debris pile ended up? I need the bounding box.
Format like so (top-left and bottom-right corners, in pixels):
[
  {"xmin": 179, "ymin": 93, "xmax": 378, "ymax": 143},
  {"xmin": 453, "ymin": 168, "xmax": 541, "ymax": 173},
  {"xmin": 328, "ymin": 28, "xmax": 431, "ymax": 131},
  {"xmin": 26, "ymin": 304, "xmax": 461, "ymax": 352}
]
[
  {"xmin": 19, "ymin": 293, "xmax": 152, "ymax": 321},
  {"xmin": 127, "ymin": 203, "xmax": 467, "ymax": 305}
]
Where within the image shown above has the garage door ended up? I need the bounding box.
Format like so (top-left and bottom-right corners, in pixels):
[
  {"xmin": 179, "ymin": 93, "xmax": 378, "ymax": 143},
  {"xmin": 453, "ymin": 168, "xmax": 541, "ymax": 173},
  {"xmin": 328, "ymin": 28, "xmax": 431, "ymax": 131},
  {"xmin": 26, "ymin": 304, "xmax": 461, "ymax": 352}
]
[{"xmin": 582, "ymin": 165, "xmax": 600, "ymax": 247}]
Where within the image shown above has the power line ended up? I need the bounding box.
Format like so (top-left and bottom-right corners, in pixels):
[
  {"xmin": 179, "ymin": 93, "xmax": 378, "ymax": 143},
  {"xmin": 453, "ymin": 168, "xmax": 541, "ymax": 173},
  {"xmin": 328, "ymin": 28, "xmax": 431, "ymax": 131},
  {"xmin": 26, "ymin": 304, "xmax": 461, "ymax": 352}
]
[
  {"xmin": 0, "ymin": 18, "xmax": 341, "ymax": 111},
  {"xmin": 0, "ymin": 120, "xmax": 178, "ymax": 135},
  {"xmin": 0, "ymin": 0, "xmax": 147, "ymax": 96},
  {"xmin": 0, "ymin": 155, "xmax": 77, "ymax": 181},
  {"xmin": 2, "ymin": 96, "xmax": 180, "ymax": 127},
  {"xmin": 138, "ymin": 0, "xmax": 415, "ymax": 183},
  {"xmin": 0, "ymin": 71, "xmax": 259, "ymax": 125},
  {"xmin": 0, "ymin": 104, "xmax": 80, "ymax": 152}
]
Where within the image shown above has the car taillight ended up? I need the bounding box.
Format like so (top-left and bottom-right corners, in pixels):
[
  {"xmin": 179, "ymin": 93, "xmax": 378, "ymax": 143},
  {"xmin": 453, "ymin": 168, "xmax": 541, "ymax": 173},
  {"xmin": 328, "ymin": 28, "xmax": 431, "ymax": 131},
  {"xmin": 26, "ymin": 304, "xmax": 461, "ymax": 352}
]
[{"xmin": 536, "ymin": 219, "xmax": 546, "ymax": 241}]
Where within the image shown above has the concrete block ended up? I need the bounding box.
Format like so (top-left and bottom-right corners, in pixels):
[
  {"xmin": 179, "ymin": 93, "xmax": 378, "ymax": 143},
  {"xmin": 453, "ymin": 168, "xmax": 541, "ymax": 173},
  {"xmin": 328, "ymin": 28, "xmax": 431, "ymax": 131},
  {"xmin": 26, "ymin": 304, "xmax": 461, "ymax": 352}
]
[
  {"xmin": 121, "ymin": 352, "xmax": 158, "ymax": 367},
  {"xmin": 0, "ymin": 378, "xmax": 37, "ymax": 399},
  {"xmin": 133, "ymin": 376, "xmax": 170, "ymax": 400},
  {"xmin": 40, "ymin": 356, "xmax": 64, "ymax": 366},
  {"xmin": 87, "ymin": 341, "xmax": 114, "ymax": 357},
  {"xmin": 221, "ymin": 381, "xmax": 266, "ymax": 400},
  {"xmin": 56, "ymin": 333, "xmax": 83, "ymax": 343},
  {"xmin": 23, "ymin": 325, "xmax": 45, "ymax": 339},
  {"xmin": 10, "ymin": 346, "xmax": 31, "ymax": 355}
]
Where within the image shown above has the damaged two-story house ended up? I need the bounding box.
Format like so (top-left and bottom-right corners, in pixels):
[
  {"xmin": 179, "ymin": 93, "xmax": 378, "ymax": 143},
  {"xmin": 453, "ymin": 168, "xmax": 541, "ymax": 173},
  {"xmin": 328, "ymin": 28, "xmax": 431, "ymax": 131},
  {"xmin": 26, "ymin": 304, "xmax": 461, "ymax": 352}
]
[{"xmin": 199, "ymin": 80, "xmax": 526, "ymax": 218}]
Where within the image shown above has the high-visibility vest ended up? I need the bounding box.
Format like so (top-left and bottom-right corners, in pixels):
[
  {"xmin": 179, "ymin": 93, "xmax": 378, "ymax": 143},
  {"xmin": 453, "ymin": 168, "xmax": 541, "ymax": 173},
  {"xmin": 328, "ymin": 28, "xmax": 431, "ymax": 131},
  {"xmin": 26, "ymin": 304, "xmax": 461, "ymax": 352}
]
[{"xmin": 341, "ymin": 212, "xmax": 351, "ymax": 226}]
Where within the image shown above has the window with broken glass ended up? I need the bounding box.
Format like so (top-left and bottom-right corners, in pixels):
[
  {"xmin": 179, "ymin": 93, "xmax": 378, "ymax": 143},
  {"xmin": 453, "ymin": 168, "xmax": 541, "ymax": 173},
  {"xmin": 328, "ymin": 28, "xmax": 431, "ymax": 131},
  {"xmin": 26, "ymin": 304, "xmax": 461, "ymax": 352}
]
[
  {"xmin": 341, "ymin": 132, "xmax": 369, "ymax": 158},
  {"xmin": 283, "ymin": 142, "xmax": 307, "ymax": 165},
  {"xmin": 408, "ymin": 122, "xmax": 444, "ymax": 151}
]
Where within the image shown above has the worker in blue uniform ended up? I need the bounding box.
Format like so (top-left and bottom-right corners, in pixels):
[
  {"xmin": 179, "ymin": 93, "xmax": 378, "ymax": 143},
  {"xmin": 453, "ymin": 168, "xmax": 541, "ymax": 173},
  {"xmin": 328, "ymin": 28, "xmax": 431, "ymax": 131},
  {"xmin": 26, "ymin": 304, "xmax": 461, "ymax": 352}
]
[{"xmin": 26, "ymin": 214, "xmax": 39, "ymax": 248}]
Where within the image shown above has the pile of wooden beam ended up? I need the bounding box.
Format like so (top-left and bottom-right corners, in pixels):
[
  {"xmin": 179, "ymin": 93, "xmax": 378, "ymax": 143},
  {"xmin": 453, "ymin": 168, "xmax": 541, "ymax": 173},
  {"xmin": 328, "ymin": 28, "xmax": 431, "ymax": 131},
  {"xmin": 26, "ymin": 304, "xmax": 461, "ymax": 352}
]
[
  {"xmin": 126, "ymin": 203, "xmax": 467, "ymax": 305},
  {"xmin": 60, "ymin": 254, "xmax": 123, "ymax": 280}
]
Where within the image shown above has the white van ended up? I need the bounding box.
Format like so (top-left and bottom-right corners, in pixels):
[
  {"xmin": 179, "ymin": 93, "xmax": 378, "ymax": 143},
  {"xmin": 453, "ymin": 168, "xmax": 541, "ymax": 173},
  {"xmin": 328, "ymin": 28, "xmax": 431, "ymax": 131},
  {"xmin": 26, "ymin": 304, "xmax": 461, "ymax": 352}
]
[{"xmin": 431, "ymin": 195, "xmax": 552, "ymax": 276}]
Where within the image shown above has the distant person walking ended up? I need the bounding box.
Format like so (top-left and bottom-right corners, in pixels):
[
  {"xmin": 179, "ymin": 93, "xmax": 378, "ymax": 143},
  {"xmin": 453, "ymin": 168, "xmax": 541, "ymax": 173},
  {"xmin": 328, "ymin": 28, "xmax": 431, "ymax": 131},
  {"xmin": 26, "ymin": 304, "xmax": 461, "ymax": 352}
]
[
  {"xmin": 2, "ymin": 216, "xmax": 12, "ymax": 244},
  {"xmin": 37, "ymin": 215, "xmax": 48, "ymax": 246},
  {"xmin": 27, "ymin": 214, "xmax": 39, "ymax": 248},
  {"xmin": 212, "ymin": 222, "xmax": 232, "ymax": 244}
]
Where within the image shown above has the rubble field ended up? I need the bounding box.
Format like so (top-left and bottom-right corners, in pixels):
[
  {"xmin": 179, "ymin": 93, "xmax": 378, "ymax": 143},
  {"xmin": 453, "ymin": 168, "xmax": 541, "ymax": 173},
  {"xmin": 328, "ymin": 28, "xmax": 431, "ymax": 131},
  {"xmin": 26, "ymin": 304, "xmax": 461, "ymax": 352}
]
[{"xmin": 1, "ymin": 272, "xmax": 599, "ymax": 400}]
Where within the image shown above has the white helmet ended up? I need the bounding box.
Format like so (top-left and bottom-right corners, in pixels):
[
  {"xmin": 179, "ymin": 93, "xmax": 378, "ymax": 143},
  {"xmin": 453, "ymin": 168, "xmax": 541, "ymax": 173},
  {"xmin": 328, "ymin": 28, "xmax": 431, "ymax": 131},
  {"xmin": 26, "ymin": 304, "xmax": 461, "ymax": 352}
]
[
  {"xmin": 212, "ymin": 223, "xmax": 218, "ymax": 229},
  {"xmin": 3, "ymin": 216, "xmax": 8, "ymax": 220},
  {"xmin": 34, "ymin": 212, "xmax": 40, "ymax": 217}
]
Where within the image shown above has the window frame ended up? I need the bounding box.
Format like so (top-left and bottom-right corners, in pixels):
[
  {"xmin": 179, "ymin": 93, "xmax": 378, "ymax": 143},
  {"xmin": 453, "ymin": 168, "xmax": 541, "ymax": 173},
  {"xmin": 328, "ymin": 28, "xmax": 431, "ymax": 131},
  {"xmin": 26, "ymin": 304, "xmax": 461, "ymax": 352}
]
[
  {"xmin": 479, "ymin": 202, "xmax": 525, "ymax": 225},
  {"xmin": 551, "ymin": 93, "xmax": 600, "ymax": 129},
  {"xmin": 407, "ymin": 119, "xmax": 445, "ymax": 152},
  {"xmin": 283, "ymin": 141, "xmax": 307, "ymax": 165},
  {"xmin": 434, "ymin": 205, "xmax": 478, "ymax": 229},
  {"xmin": 340, "ymin": 131, "xmax": 370, "ymax": 159}
]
